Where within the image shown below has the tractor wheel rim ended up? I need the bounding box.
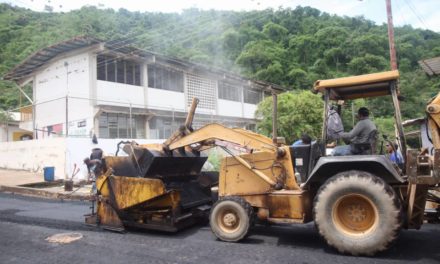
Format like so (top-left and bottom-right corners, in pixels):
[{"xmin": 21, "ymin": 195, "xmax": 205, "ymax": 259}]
[
  {"xmin": 332, "ymin": 194, "xmax": 379, "ymax": 236},
  {"xmin": 218, "ymin": 209, "xmax": 240, "ymax": 233}
]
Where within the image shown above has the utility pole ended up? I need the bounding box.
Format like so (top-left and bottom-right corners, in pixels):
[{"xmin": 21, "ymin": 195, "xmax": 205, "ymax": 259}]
[
  {"xmin": 65, "ymin": 61, "xmax": 69, "ymax": 137},
  {"xmin": 386, "ymin": 0, "xmax": 398, "ymax": 70}
]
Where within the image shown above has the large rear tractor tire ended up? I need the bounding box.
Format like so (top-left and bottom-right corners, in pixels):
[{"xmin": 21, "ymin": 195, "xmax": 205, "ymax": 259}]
[
  {"xmin": 210, "ymin": 196, "xmax": 253, "ymax": 242},
  {"xmin": 314, "ymin": 170, "xmax": 401, "ymax": 256}
]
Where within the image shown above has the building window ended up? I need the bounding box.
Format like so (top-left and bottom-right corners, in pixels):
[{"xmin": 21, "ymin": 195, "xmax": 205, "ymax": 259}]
[
  {"xmin": 218, "ymin": 81, "xmax": 242, "ymax": 102},
  {"xmin": 148, "ymin": 116, "xmax": 184, "ymax": 139},
  {"xmin": 243, "ymin": 88, "xmax": 262, "ymax": 104},
  {"xmin": 97, "ymin": 55, "xmax": 141, "ymax": 86},
  {"xmin": 98, "ymin": 113, "xmax": 145, "ymax": 139},
  {"xmin": 147, "ymin": 65, "xmax": 184, "ymax": 92}
]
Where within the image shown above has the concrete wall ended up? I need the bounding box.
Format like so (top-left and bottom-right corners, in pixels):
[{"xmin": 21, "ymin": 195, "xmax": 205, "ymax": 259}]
[
  {"xmin": 218, "ymin": 99, "xmax": 242, "ymax": 117},
  {"xmin": 97, "ymin": 80, "xmax": 145, "ymax": 107},
  {"xmin": 243, "ymin": 103, "xmax": 257, "ymax": 119},
  {"xmin": 146, "ymin": 87, "xmax": 185, "ymax": 111},
  {"xmin": 0, "ymin": 138, "xmax": 66, "ymax": 178},
  {"xmin": 0, "ymin": 138, "xmax": 163, "ymax": 182}
]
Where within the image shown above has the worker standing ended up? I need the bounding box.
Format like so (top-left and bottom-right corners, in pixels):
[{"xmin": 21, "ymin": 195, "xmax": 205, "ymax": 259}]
[{"xmin": 386, "ymin": 142, "xmax": 403, "ymax": 166}]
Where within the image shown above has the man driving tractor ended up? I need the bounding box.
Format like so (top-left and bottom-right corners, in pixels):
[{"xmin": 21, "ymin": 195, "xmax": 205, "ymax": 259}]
[{"xmin": 332, "ymin": 107, "xmax": 377, "ymax": 155}]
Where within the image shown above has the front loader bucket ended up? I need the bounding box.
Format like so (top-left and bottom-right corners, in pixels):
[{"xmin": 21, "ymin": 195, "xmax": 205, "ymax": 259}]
[
  {"xmin": 103, "ymin": 148, "xmax": 207, "ymax": 180},
  {"xmin": 126, "ymin": 146, "xmax": 208, "ymax": 180}
]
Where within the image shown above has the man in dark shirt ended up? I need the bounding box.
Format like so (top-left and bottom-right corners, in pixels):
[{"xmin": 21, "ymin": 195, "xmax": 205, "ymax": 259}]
[{"xmin": 332, "ymin": 107, "xmax": 376, "ymax": 156}]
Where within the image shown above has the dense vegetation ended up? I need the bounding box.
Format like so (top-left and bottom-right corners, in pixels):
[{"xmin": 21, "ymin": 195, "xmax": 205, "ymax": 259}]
[{"xmin": 1, "ymin": 4, "xmax": 439, "ymax": 140}]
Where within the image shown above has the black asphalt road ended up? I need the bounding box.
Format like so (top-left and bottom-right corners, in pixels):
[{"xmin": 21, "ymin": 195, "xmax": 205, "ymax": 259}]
[{"xmin": 0, "ymin": 193, "xmax": 439, "ymax": 264}]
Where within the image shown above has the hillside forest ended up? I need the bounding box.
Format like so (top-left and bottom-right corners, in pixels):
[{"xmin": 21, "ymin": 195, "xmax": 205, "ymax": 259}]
[{"xmin": 0, "ymin": 4, "xmax": 439, "ymax": 142}]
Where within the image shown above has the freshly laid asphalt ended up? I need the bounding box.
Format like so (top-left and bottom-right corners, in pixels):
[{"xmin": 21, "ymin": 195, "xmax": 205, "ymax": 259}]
[{"xmin": 0, "ymin": 192, "xmax": 439, "ymax": 264}]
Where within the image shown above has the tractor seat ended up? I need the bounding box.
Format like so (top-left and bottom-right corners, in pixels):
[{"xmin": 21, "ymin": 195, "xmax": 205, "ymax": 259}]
[{"xmin": 351, "ymin": 129, "xmax": 378, "ymax": 155}]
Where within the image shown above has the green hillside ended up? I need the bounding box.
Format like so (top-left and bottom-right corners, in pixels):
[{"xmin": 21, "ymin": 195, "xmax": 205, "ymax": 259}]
[{"xmin": 1, "ymin": 4, "xmax": 439, "ymax": 122}]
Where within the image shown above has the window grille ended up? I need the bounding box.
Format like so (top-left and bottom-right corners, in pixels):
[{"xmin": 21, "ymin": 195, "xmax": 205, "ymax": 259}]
[
  {"xmin": 218, "ymin": 81, "xmax": 242, "ymax": 102},
  {"xmin": 243, "ymin": 88, "xmax": 262, "ymax": 104},
  {"xmin": 148, "ymin": 116, "xmax": 185, "ymax": 139},
  {"xmin": 147, "ymin": 65, "xmax": 184, "ymax": 92},
  {"xmin": 97, "ymin": 55, "xmax": 141, "ymax": 86},
  {"xmin": 186, "ymin": 73, "xmax": 216, "ymax": 110},
  {"xmin": 99, "ymin": 113, "xmax": 145, "ymax": 139}
]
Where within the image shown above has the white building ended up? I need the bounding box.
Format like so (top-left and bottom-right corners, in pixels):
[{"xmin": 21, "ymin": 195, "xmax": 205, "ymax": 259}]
[
  {"xmin": 4, "ymin": 36, "xmax": 284, "ymax": 141},
  {"xmin": 0, "ymin": 112, "xmax": 32, "ymax": 142}
]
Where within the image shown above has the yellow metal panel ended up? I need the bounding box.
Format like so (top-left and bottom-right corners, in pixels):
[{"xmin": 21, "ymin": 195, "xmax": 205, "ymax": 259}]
[
  {"xmin": 96, "ymin": 175, "xmax": 110, "ymax": 196},
  {"xmin": 108, "ymin": 176, "xmax": 166, "ymax": 210},
  {"xmin": 97, "ymin": 200, "xmax": 124, "ymax": 230},
  {"xmin": 280, "ymin": 146, "xmax": 298, "ymax": 190},
  {"xmin": 314, "ymin": 70, "xmax": 399, "ymax": 91},
  {"xmin": 219, "ymin": 149, "xmax": 298, "ymax": 196},
  {"xmin": 140, "ymin": 190, "xmax": 181, "ymax": 210},
  {"xmin": 240, "ymin": 194, "xmax": 267, "ymax": 208},
  {"xmin": 168, "ymin": 123, "xmax": 276, "ymax": 152},
  {"xmin": 267, "ymin": 190, "xmax": 309, "ymax": 220},
  {"xmin": 220, "ymin": 154, "xmax": 273, "ymax": 196}
]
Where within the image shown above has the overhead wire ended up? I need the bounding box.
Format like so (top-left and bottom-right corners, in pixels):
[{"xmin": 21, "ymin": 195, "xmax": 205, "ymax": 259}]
[
  {"xmin": 93, "ymin": 9, "xmax": 282, "ymax": 69},
  {"xmin": 403, "ymin": 0, "xmax": 428, "ymax": 29},
  {"xmin": 8, "ymin": 0, "xmax": 297, "ymax": 77},
  {"xmin": 89, "ymin": 0, "xmax": 294, "ymax": 68},
  {"xmin": 394, "ymin": 0, "xmax": 409, "ymax": 27},
  {"xmin": 9, "ymin": 1, "xmax": 302, "ymax": 79}
]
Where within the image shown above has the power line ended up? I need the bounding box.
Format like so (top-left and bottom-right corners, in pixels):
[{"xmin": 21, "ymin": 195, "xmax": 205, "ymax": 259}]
[
  {"xmin": 403, "ymin": 0, "xmax": 428, "ymax": 29},
  {"xmin": 95, "ymin": 9, "xmax": 278, "ymax": 65},
  {"xmin": 394, "ymin": 0, "xmax": 409, "ymax": 26}
]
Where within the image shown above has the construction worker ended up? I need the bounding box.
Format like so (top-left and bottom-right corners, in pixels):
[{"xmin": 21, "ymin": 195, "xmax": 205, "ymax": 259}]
[
  {"xmin": 386, "ymin": 142, "xmax": 404, "ymax": 166},
  {"xmin": 332, "ymin": 107, "xmax": 377, "ymax": 155}
]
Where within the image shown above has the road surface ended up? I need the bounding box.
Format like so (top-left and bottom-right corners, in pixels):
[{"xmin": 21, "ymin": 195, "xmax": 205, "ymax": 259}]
[{"xmin": 0, "ymin": 193, "xmax": 439, "ymax": 264}]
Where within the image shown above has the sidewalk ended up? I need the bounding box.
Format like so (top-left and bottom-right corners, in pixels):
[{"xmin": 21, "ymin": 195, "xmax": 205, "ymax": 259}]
[{"xmin": 0, "ymin": 169, "xmax": 91, "ymax": 200}]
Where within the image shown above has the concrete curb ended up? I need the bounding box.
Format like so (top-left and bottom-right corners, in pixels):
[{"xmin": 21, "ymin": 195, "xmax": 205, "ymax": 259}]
[{"xmin": 0, "ymin": 185, "xmax": 91, "ymax": 201}]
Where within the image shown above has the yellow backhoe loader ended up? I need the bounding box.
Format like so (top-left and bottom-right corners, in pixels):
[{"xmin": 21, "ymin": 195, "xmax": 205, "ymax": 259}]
[{"xmin": 86, "ymin": 71, "xmax": 439, "ymax": 256}]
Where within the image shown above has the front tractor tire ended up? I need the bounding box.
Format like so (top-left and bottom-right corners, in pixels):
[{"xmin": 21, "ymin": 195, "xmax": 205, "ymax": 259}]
[
  {"xmin": 314, "ymin": 170, "xmax": 401, "ymax": 256},
  {"xmin": 210, "ymin": 196, "xmax": 252, "ymax": 242}
]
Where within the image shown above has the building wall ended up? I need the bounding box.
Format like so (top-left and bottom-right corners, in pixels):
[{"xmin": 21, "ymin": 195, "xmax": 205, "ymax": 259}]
[
  {"xmin": 243, "ymin": 103, "xmax": 257, "ymax": 119},
  {"xmin": 146, "ymin": 87, "xmax": 185, "ymax": 111},
  {"xmin": 0, "ymin": 124, "xmax": 30, "ymax": 142},
  {"xmin": 217, "ymin": 99, "xmax": 242, "ymax": 117},
  {"xmin": 29, "ymin": 48, "xmax": 263, "ymax": 141},
  {"xmin": 96, "ymin": 80, "xmax": 145, "ymax": 107},
  {"xmin": 0, "ymin": 138, "xmax": 163, "ymax": 181},
  {"xmin": 34, "ymin": 52, "xmax": 93, "ymax": 137},
  {"xmin": 0, "ymin": 138, "xmax": 66, "ymax": 179}
]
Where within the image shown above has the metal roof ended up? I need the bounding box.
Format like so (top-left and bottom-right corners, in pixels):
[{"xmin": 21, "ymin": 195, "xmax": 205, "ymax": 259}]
[
  {"xmin": 3, "ymin": 36, "xmax": 102, "ymax": 81},
  {"xmin": 3, "ymin": 36, "xmax": 285, "ymax": 92},
  {"xmin": 313, "ymin": 70, "xmax": 400, "ymax": 100},
  {"xmin": 419, "ymin": 56, "xmax": 440, "ymax": 76}
]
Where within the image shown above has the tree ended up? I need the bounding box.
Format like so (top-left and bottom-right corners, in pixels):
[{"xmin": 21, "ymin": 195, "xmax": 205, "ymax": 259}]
[
  {"xmin": 262, "ymin": 22, "xmax": 288, "ymax": 43},
  {"xmin": 286, "ymin": 68, "xmax": 310, "ymax": 89},
  {"xmin": 289, "ymin": 35, "xmax": 316, "ymax": 65},
  {"xmin": 1, "ymin": 3, "xmax": 440, "ymax": 125},
  {"xmin": 255, "ymin": 91, "xmax": 323, "ymax": 144},
  {"xmin": 235, "ymin": 40, "xmax": 287, "ymax": 83},
  {"xmin": 347, "ymin": 54, "xmax": 388, "ymax": 75}
]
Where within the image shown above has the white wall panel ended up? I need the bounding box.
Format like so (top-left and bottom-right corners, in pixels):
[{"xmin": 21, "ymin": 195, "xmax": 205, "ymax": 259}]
[
  {"xmin": 243, "ymin": 103, "xmax": 257, "ymax": 119},
  {"xmin": 34, "ymin": 52, "xmax": 93, "ymax": 132},
  {"xmin": 146, "ymin": 87, "xmax": 185, "ymax": 111},
  {"xmin": 217, "ymin": 99, "xmax": 242, "ymax": 118},
  {"xmin": 97, "ymin": 80, "xmax": 145, "ymax": 107}
]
